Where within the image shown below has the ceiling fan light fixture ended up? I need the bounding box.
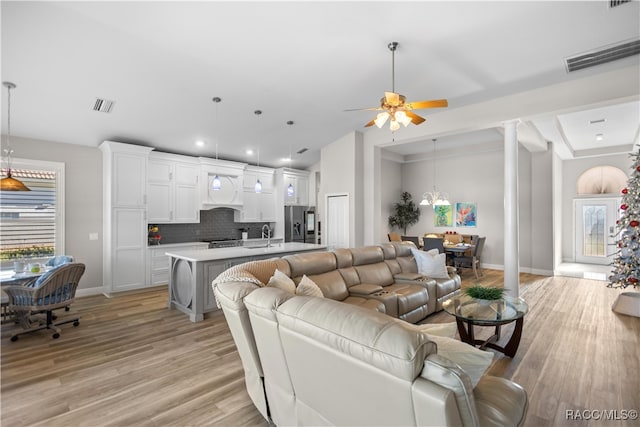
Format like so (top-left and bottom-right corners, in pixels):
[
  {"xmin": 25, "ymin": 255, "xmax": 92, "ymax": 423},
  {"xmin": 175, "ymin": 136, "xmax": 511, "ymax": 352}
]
[
  {"xmin": 395, "ymin": 111, "xmax": 411, "ymax": 127},
  {"xmin": 389, "ymin": 119, "xmax": 400, "ymax": 132},
  {"xmin": 1, "ymin": 82, "xmax": 30, "ymax": 192},
  {"xmin": 374, "ymin": 112, "xmax": 389, "ymax": 128}
]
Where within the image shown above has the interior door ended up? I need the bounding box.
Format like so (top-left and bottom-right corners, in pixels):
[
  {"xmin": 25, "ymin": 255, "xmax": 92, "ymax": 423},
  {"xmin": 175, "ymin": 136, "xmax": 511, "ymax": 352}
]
[
  {"xmin": 326, "ymin": 194, "xmax": 349, "ymax": 250},
  {"xmin": 574, "ymin": 198, "xmax": 620, "ymax": 265}
]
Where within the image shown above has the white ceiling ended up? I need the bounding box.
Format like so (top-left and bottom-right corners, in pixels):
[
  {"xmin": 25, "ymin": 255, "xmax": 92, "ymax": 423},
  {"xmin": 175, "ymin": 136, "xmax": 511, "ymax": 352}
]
[{"xmin": 2, "ymin": 1, "xmax": 639, "ymax": 168}]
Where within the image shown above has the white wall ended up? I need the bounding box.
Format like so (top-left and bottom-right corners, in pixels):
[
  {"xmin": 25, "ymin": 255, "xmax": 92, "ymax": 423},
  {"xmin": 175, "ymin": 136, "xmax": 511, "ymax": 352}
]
[
  {"xmin": 320, "ymin": 131, "xmax": 364, "ymax": 247},
  {"xmin": 560, "ymin": 152, "xmax": 631, "ymax": 262},
  {"xmin": 380, "ymin": 155, "xmax": 402, "ymax": 243},
  {"xmin": 530, "ymin": 146, "xmax": 554, "ymax": 273},
  {"xmin": 8, "ymin": 136, "xmax": 103, "ymax": 292}
]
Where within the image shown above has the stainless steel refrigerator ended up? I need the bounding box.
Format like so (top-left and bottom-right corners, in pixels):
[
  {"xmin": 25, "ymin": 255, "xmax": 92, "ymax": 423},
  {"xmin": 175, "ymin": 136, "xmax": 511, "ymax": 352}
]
[{"xmin": 285, "ymin": 206, "xmax": 314, "ymax": 243}]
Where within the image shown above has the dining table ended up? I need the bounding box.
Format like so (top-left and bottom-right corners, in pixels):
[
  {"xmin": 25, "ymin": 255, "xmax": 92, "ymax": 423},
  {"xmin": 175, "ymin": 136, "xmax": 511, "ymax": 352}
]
[
  {"xmin": 0, "ymin": 268, "xmax": 49, "ymax": 323},
  {"xmin": 443, "ymin": 243, "xmax": 475, "ymax": 267}
]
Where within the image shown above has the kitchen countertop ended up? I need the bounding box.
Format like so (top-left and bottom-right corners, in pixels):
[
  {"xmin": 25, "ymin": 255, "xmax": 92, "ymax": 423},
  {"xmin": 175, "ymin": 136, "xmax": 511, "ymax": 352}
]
[
  {"xmin": 165, "ymin": 242, "xmax": 326, "ymax": 262},
  {"xmin": 147, "ymin": 242, "xmax": 208, "ymax": 249}
]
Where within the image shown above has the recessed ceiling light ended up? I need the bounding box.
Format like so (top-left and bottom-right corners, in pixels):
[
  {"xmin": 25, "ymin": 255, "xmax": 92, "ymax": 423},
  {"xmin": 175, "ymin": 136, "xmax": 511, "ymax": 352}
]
[
  {"xmin": 246, "ymin": 149, "xmax": 254, "ymax": 155},
  {"xmin": 195, "ymin": 140, "xmax": 205, "ymax": 147},
  {"xmin": 282, "ymin": 157, "xmax": 291, "ymax": 162},
  {"xmin": 595, "ymin": 133, "xmax": 604, "ymax": 141}
]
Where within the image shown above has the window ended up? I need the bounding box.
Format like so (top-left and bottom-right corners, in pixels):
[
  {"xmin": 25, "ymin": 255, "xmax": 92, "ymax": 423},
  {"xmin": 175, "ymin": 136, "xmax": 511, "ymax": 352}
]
[{"xmin": 0, "ymin": 158, "xmax": 65, "ymax": 267}]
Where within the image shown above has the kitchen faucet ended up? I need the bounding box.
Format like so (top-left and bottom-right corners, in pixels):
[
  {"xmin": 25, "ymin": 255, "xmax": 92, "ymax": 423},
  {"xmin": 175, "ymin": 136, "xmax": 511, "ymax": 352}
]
[{"xmin": 261, "ymin": 224, "xmax": 272, "ymax": 247}]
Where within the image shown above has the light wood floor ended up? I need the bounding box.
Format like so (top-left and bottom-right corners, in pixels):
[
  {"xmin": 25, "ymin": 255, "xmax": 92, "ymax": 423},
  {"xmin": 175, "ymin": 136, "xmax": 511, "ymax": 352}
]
[{"xmin": 2, "ymin": 270, "xmax": 638, "ymax": 427}]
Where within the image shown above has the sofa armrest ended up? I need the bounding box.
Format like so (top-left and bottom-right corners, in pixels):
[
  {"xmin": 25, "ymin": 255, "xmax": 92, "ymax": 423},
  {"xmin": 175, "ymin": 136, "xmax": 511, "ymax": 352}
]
[
  {"xmin": 394, "ymin": 272, "xmax": 425, "ymax": 281},
  {"xmin": 349, "ymin": 283, "xmax": 384, "ymax": 296}
]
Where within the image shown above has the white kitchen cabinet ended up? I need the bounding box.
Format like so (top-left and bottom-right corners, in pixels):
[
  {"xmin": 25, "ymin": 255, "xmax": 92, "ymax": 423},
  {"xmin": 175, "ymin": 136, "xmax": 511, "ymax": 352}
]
[
  {"xmin": 148, "ymin": 153, "xmax": 200, "ymax": 224},
  {"xmin": 100, "ymin": 141, "xmax": 153, "ymax": 295},
  {"xmin": 199, "ymin": 158, "xmax": 247, "ymax": 209},
  {"xmin": 235, "ymin": 166, "xmax": 277, "ymax": 222},
  {"xmin": 280, "ymin": 168, "xmax": 310, "ymax": 206}
]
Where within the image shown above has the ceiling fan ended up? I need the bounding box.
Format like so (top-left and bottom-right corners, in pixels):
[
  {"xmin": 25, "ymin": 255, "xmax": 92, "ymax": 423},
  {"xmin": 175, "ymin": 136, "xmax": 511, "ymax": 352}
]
[{"xmin": 346, "ymin": 42, "xmax": 448, "ymax": 131}]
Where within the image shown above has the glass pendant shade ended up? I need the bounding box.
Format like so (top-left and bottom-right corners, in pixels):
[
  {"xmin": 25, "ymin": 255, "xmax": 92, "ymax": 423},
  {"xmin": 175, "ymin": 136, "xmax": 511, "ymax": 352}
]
[
  {"xmin": 287, "ymin": 183, "xmax": 295, "ymax": 197},
  {"xmin": 395, "ymin": 111, "xmax": 411, "ymax": 127},
  {"xmin": 0, "ymin": 171, "xmax": 30, "ymax": 191},
  {"xmin": 389, "ymin": 119, "xmax": 400, "ymax": 131},
  {"xmin": 374, "ymin": 112, "xmax": 389, "ymax": 128},
  {"xmin": 255, "ymin": 178, "xmax": 262, "ymax": 193},
  {"xmin": 211, "ymin": 174, "xmax": 221, "ymax": 191}
]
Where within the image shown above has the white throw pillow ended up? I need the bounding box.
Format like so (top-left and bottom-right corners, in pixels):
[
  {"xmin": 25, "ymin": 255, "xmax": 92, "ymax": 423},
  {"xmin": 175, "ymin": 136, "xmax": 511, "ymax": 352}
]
[
  {"xmin": 410, "ymin": 248, "xmax": 449, "ymax": 279},
  {"xmin": 296, "ymin": 275, "xmax": 324, "ymax": 298},
  {"xmin": 266, "ymin": 269, "xmax": 296, "ymax": 294},
  {"xmin": 425, "ymin": 334, "xmax": 494, "ymax": 387}
]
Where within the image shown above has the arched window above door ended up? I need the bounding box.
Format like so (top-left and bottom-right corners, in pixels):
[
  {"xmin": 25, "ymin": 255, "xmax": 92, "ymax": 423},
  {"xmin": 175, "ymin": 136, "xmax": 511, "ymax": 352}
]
[{"xmin": 576, "ymin": 166, "xmax": 627, "ymax": 195}]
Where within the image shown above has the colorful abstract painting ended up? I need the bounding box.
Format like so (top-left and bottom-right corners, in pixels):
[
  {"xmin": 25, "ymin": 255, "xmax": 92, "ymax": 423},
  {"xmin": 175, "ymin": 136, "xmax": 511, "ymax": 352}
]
[
  {"xmin": 456, "ymin": 202, "xmax": 477, "ymax": 227},
  {"xmin": 434, "ymin": 205, "xmax": 453, "ymax": 227}
]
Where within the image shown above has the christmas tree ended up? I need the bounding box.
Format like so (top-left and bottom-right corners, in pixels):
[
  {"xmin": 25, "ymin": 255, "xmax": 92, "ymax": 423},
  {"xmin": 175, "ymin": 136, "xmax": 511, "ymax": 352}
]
[{"xmin": 608, "ymin": 150, "xmax": 640, "ymax": 289}]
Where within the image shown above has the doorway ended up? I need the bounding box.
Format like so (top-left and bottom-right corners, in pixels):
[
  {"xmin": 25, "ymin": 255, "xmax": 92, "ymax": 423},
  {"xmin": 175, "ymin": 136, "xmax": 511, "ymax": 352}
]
[
  {"xmin": 326, "ymin": 194, "xmax": 349, "ymax": 250},
  {"xmin": 574, "ymin": 198, "xmax": 620, "ymax": 265}
]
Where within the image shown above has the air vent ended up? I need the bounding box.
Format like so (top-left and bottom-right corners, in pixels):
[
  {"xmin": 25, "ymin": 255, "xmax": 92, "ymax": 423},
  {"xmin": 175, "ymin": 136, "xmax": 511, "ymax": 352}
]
[
  {"xmin": 565, "ymin": 38, "xmax": 640, "ymax": 73},
  {"xmin": 296, "ymin": 148, "xmax": 308, "ymax": 154},
  {"xmin": 589, "ymin": 118, "xmax": 606, "ymax": 125},
  {"xmin": 609, "ymin": 0, "xmax": 631, "ymax": 8},
  {"xmin": 93, "ymin": 98, "xmax": 115, "ymax": 113}
]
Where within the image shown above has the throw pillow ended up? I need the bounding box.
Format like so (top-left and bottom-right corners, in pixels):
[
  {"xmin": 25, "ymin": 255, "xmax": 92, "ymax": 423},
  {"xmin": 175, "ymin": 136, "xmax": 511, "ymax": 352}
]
[
  {"xmin": 266, "ymin": 269, "xmax": 296, "ymax": 294},
  {"xmin": 425, "ymin": 334, "xmax": 494, "ymax": 387},
  {"xmin": 410, "ymin": 247, "xmax": 449, "ymax": 279},
  {"xmin": 296, "ymin": 275, "xmax": 324, "ymax": 298}
]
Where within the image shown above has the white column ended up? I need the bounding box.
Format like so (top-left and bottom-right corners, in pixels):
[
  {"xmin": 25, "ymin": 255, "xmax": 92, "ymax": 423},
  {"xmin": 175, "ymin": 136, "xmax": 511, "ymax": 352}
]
[{"xmin": 504, "ymin": 120, "xmax": 520, "ymax": 297}]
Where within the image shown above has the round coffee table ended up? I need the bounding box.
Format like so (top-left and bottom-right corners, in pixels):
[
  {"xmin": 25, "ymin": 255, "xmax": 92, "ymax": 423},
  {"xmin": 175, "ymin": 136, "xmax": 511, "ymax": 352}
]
[{"xmin": 442, "ymin": 293, "xmax": 528, "ymax": 357}]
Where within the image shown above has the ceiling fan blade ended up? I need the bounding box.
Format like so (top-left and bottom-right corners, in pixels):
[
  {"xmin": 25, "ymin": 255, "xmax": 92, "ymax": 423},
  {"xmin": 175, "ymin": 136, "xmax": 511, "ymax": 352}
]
[
  {"xmin": 384, "ymin": 92, "xmax": 401, "ymax": 106},
  {"xmin": 405, "ymin": 99, "xmax": 449, "ymax": 110},
  {"xmin": 405, "ymin": 111, "xmax": 426, "ymax": 125},
  {"xmin": 364, "ymin": 119, "xmax": 376, "ymax": 127},
  {"xmin": 343, "ymin": 107, "xmax": 383, "ymax": 112}
]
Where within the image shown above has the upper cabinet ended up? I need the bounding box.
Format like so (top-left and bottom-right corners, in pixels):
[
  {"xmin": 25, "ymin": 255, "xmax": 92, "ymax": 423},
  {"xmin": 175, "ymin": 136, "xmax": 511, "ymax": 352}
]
[
  {"xmin": 235, "ymin": 166, "xmax": 277, "ymax": 222},
  {"xmin": 148, "ymin": 152, "xmax": 200, "ymax": 223},
  {"xmin": 278, "ymin": 168, "xmax": 310, "ymax": 206},
  {"xmin": 101, "ymin": 141, "xmax": 152, "ymax": 208},
  {"xmin": 199, "ymin": 158, "xmax": 247, "ymax": 209}
]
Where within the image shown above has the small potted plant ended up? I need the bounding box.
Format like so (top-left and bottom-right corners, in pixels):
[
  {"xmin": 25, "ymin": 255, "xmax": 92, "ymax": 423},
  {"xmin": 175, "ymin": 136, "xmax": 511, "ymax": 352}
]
[{"xmin": 465, "ymin": 285, "xmax": 504, "ymax": 304}]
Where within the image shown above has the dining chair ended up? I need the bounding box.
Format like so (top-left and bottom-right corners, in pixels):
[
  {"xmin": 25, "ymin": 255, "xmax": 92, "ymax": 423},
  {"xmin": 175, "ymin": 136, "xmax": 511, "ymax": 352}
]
[
  {"xmin": 422, "ymin": 237, "xmax": 444, "ymax": 253},
  {"xmin": 45, "ymin": 255, "xmax": 74, "ymax": 268},
  {"xmin": 387, "ymin": 232, "xmax": 402, "ymax": 242},
  {"xmin": 401, "ymin": 235, "xmax": 420, "ymax": 248},
  {"xmin": 453, "ymin": 237, "xmax": 486, "ymax": 279},
  {"xmin": 5, "ymin": 263, "xmax": 85, "ymax": 341}
]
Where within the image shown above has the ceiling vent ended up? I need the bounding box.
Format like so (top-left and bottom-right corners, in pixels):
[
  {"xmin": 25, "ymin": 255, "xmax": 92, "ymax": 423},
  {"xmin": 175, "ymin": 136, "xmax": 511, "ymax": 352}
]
[
  {"xmin": 296, "ymin": 148, "xmax": 308, "ymax": 154},
  {"xmin": 565, "ymin": 38, "xmax": 640, "ymax": 73},
  {"xmin": 93, "ymin": 98, "xmax": 115, "ymax": 113},
  {"xmin": 609, "ymin": 0, "xmax": 631, "ymax": 8}
]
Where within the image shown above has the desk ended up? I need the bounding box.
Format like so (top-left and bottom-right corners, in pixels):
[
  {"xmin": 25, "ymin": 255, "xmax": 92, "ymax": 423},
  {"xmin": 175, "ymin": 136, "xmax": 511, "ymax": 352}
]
[{"xmin": 442, "ymin": 293, "xmax": 528, "ymax": 357}]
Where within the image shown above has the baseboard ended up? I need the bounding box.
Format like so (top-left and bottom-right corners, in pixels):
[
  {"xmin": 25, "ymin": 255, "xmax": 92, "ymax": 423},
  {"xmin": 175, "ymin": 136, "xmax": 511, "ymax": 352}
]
[
  {"xmin": 480, "ymin": 264, "xmax": 552, "ymax": 276},
  {"xmin": 76, "ymin": 286, "xmax": 105, "ymax": 297}
]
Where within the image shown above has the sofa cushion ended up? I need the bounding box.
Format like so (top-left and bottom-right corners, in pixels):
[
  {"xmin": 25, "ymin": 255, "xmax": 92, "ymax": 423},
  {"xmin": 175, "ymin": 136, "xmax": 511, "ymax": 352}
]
[
  {"xmin": 354, "ymin": 263, "xmax": 395, "ymax": 286},
  {"xmin": 333, "ymin": 248, "xmax": 353, "ymax": 268},
  {"xmin": 342, "ymin": 296, "xmax": 386, "ymax": 313},
  {"xmin": 276, "ymin": 296, "xmax": 436, "ymax": 380},
  {"xmin": 350, "ymin": 246, "xmax": 385, "ymax": 266},
  {"xmin": 411, "ymin": 248, "xmax": 449, "ymax": 279},
  {"xmin": 302, "ymin": 270, "xmax": 349, "ymax": 301},
  {"xmin": 474, "ymin": 376, "xmax": 529, "ymax": 427},
  {"xmin": 296, "ymin": 275, "xmax": 324, "ymax": 298},
  {"xmin": 285, "ymin": 251, "xmax": 337, "ymax": 277},
  {"xmin": 267, "ymin": 269, "xmax": 296, "ymax": 293},
  {"xmin": 385, "ymin": 283, "xmax": 430, "ymax": 314}
]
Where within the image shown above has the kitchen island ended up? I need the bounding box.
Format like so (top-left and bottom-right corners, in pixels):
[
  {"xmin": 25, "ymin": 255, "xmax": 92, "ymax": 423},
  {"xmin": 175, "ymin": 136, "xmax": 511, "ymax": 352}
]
[{"xmin": 166, "ymin": 242, "xmax": 326, "ymax": 322}]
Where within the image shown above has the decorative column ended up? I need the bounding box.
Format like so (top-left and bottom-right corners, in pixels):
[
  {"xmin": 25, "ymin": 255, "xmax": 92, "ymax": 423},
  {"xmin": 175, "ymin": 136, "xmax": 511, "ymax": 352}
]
[{"xmin": 503, "ymin": 120, "xmax": 520, "ymax": 297}]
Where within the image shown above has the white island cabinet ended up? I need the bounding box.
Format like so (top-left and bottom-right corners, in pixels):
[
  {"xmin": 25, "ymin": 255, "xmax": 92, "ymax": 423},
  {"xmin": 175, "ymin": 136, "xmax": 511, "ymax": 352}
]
[{"xmin": 166, "ymin": 242, "xmax": 326, "ymax": 322}]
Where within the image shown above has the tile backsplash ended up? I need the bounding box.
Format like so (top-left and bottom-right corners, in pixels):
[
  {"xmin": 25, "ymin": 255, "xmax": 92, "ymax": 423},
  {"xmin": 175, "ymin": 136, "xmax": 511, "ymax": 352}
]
[{"xmin": 149, "ymin": 208, "xmax": 274, "ymax": 244}]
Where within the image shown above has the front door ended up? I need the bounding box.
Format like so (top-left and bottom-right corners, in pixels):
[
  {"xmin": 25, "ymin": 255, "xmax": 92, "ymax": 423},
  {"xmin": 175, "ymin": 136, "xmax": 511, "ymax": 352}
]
[{"xmin": 574, "ymin": 198, "xmax": 620, "ymax": 265}]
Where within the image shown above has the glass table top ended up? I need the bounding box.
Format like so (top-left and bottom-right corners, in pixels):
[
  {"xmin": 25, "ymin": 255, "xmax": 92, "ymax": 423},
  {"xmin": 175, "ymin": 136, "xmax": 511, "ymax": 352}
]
[{"xmin": 442, "ymin": 293, "xmax": 528, "ymax": 324}]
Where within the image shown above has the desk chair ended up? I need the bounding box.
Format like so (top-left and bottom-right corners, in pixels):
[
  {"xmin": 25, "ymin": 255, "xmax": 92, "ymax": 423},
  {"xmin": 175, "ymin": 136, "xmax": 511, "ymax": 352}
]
[
  {"xmin": 422, "ymin": 237, "xmax": 444, "ymax": 253},
  {"xmin": 453, "ymin": 237, "xmax": 486, "ymax": 279},
  {"xmin": 5, "ymin": 263, "xmax": 85, "ymax": 341}
]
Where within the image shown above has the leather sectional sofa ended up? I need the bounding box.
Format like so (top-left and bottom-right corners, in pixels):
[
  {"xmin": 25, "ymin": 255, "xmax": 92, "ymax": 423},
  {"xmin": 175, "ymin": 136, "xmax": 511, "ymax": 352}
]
[{"xmin": 213, "ymin": 242, "xmax": 528, "ymax": 426}]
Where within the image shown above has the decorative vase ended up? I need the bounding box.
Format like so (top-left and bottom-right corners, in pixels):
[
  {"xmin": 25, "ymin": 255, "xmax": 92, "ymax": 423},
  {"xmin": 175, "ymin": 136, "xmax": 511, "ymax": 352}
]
[{"xmin": 612, "ymin": 291, "xmax": 640, "ymax": 317}]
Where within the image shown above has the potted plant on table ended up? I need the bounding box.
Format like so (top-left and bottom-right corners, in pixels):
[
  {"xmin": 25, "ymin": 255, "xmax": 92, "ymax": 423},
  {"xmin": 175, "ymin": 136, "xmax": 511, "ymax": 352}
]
[{"xmin": 465, "ymin": 285, "xmax": 504, "ymax": 305}]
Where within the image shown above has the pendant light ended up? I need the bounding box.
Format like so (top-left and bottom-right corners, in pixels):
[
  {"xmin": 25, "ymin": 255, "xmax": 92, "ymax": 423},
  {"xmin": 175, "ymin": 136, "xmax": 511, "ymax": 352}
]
[
  {"xmin": 1, "ymin": 82, "xmax": 30, "ymax": 191},
  {"xmin": 286, "ymin": 120, "xmax": 295, "ymax": 197},
  {"xmin": 211, "ymin": 97, "xmax": 222, "ymax": 191},
  {"xmin": 254, "ymin": 110, "xmax": 263, "ymax": 193},
  {"xmin": 420, "ymin": 139, "xmax": 449, "ymax": 208}
]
